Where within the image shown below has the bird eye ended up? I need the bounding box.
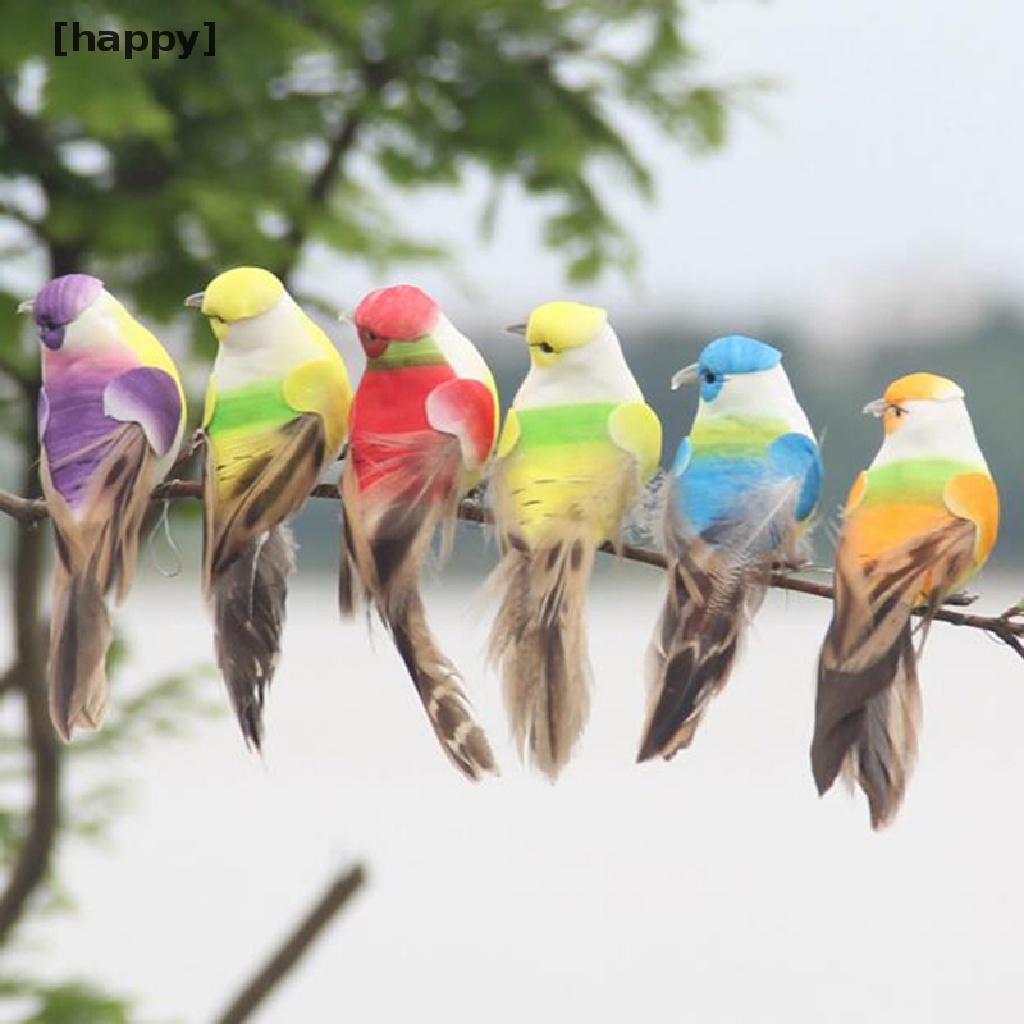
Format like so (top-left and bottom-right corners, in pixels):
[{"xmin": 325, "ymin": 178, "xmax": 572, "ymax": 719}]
[
  {"xmin": 892, "ymin": 406, "xmax": 906, "ymax": 418},
  {"xmin": 538, "ymin": 341, "xmax": 555, "ymax": 354},
  {"xmin": 703, "ymin": 369, "xmax": 717, "ymax": 384}
]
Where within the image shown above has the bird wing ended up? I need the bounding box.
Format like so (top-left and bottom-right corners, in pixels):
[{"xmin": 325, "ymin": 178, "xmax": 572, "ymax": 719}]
[
  {"xmin": 281, "ymin": 357, "xmax": 351, "ymax": 454},
  {"xmin": 495, "ymin": 408, "xmax": 521, "ymax": 461},
  {"xmin": 766, "ymin": 432, "xmax": 821, "ymax": 523},
  {"xmin": 944, "ymin": 471, "xmax": 999, "ymax": 567},
  {"xmin": 424, "ymin": 377, "xmax": 498, "ymax": 471},
  {"xmin": 607, "ymin": 400, "xmax": 662, "ymax": 483},
  {"xmin": 202, "ymin": 362, "xmax": 344, "ymax": 586},
  {"xmin": 103, "ymin": 365, "xmax": 184, "ymax": 458}
]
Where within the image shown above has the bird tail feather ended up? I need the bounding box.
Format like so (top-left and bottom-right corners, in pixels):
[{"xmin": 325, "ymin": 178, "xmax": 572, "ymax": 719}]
[
  {"xmin": 211, "ymin": 523, "xmax": 295, "ymax": 751},
  {"xmin": 339, "ymin": 454, "xmax": 496, "ymax": 781},
  {"xmin": 638, "ymin": 537, "xmax": 759, "ymax": 761},
  {"xmin": 811, "ymin": 517, "xmax": 974, "ymax": 828},
  {"xmin": 488, "ymin": 531, "xmax": 594, "ymax": 781},
  {"xmin": 48, "ymin": 557, "xmax": 111, "ymax": 741}
]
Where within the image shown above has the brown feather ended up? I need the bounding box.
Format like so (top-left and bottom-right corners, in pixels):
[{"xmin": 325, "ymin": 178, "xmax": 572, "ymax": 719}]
[
  {"xmin": 41, "ymin": 425, "xmax": 157, "ymax": 741},
  {"xmin": 211, "ymin": 524, "xmax": 295, "ymax": 750},
  {"xmin": 487, "ymin": 531, "xmax": 594, "ymax": 781},
  {"xmin": 203, "ymin": 415, "xmax": 327, "ymax": 590},
  {"xmin": 201, "ymin": 416, "xmax": 329, "ymax": 749},
  {"xmin": 638, "ymin": 542, "xmax": 755, "ymax": 761},
  {"xmin": 48, "ymin": 559, "xmax": 111, "ymax": 740},
  {"xmin": 812, "ymin": 517, "xmax": 976, "ymax": 828},
  {"xmin": 339, "ymin": 443, "xmax": 496, "ymax": 781}
]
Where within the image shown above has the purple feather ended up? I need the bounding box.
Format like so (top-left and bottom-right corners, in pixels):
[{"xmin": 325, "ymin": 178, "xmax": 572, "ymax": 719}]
[
  {"xmin": 40, "ymin": 379, "xmax": 123, "ymax": 509},
  {"xmin": 103, "ymin": 367, "xmax": 182, "ymax": 457},
  {"xmin": 31, "ymin": 275, "xmax": 104, "ymax": 350}
]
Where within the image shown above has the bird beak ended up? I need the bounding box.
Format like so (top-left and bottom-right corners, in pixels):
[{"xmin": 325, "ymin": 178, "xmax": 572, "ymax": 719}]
[
  {"xmin": 671, "ymin": 363, "xmax": 699, "ymax": 390},
  {"xmin": 505, "ymin": 322, "xmax": 527, "ymax": 336},
  {"xmin": 862, "ymin": 398, "xmax": 888, "ymax": 417},
  {"xmin": 16, "ymin": 299, "xmax": 34, "ymax": 315},
  {"xmin": 184, "ymin": 291, "xmax": 205, "ymax": 309}
]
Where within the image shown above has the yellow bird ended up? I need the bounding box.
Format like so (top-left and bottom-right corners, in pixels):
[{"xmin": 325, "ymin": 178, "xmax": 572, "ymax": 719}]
[
  {"xmin": 186, "ymin": 267, "xmax": 352, "ymax": 749},
  {"xmin": 489, "ymin": 301, "xmax": 661, "ymax": 779}
]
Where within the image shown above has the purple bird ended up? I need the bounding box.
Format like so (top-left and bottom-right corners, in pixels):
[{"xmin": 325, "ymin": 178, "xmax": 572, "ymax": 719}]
[{"xmin": 19, "ymin": 274, "xmax": 187, "ymax": 739}]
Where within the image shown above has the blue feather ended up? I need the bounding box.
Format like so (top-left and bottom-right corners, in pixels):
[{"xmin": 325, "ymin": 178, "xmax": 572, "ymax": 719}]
[
  {"xmin": 671, "ymin": 433, "xmax": 821, "ymax": 549},
  {"xmin": 767, "ymin": 433, "xmax": 822, "ymax": 522}
]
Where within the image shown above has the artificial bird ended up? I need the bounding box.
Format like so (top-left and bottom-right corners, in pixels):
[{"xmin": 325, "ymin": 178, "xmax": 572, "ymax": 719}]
[
  {"xmin": 187, "ymin": 267, "xmax": 351, "ymax": 750},
  {"xmin": 811, "ymin": 372, "xmax": 998, "ymax": 828},
  {"xmin": 339, "ymin": 284, "xmax": 498, "ymax": 780},
  {"xmin": 639, "ymin": 335, "xmax": 821, "ymax": 761},
  {"xmin": 21, "ymin": 274, "xmax": 187, "ymax": 739},
  {"xmin": 489, "ymin": 300, "xmax": 661, "ymax": 780}
]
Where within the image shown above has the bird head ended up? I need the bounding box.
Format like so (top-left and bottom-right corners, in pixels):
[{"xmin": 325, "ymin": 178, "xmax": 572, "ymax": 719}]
[
  {"xmin": 507, "ymin": 301, "xmax": 608, "ymax": 369},
  {"xmin": 672, "ymin": 335, "xmax": 784, "ymax": 410},
  {"xmin": 18, "ymin": 274, "xmax": 105, "ymax": 351},
  {"xmin": 864, "ymin": 372, "xmax": 966, "ymax": 440},
  {"xmin": 352, "ymin": 285, "xmax": 440, "ymax": 359},
  {"xmin": 184, "ymin": 267, "xmax": 285, "ymax": 341}
]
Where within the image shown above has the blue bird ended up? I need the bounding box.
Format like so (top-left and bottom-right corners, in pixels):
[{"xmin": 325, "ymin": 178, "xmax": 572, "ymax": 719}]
[{"xmin": 638, "ymin": 335, "xmax": 822, "ymax": 762}]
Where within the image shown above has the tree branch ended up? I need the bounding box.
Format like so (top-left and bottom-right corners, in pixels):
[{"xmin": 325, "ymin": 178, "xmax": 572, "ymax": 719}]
[
  {"xmin": 2, "ymin": 478, "xmax": 1024, "ymax": 657},
  {"xmin": 212, "ymin": 863, "xmax": 368, "ymax": 1024},
  {"xmin": 0, "ymin": 413, "xmax": 61, "ymax": 948},
  {"xmin": 276, "ymin": 110, "xmax": 364, "ymax": 280}
]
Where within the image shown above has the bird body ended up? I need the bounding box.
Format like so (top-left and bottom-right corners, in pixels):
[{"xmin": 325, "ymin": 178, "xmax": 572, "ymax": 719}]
[
  {"xmin": 490, "ymin": 301, "xmax": 661, "ymax": 779},
  {"xmin": 340, "ymin": 285, "xmax": 498, "ymax": 781},
  {"xmin": 812, "ymin": 372, "xmax": 997, "ymax": 828},
  {"xmin": 189, "ymin": 267, "xmax": 351, "ymax": 749},
  {"xmin": 23, "ymin": 274, "xmax": 186, "ymax": 738},
  {"xmin": 639, "ymin": 335, "xmax": 821, "ymax": 762}
]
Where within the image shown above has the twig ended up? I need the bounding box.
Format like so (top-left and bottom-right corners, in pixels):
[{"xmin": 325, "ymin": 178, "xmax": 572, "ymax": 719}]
[
  {"xmin": 2, "ymin": 479, "xmax": 1024, "ymax": 658},
  {"xmin": 212, "ymin": 863, "xmax": 368, "ymax": 1024}
]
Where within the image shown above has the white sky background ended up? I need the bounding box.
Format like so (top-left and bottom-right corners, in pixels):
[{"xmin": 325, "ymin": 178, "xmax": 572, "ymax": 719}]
[
  {"xmin": 305, "ymin": 0, "xmax": 1024, "ymax": 348},
  {"xmin": 20, "ymin": 576, "xmax": 1024, "ymax": 1024}
]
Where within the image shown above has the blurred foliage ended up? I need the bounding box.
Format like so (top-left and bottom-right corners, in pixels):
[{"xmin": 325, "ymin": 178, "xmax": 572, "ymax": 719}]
[{"xmin": 0, "ymin": 0, "xmax": 732, "ymax": 367}]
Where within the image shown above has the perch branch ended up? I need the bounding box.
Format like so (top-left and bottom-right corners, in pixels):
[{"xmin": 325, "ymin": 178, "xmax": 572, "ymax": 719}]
[
  {"xmin": 2, "ymin": 480, "xmax": 1024, "ymax": 658},
  {"xmin": 212, "ymin": 863, "xmax": 368, "ymax": 1024}
]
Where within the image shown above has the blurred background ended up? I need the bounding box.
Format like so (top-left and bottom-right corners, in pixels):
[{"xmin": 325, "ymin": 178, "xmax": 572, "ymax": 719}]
[{"xmin": 2, "ymin": 2, "xmax": 1024, "ymax": 1022}]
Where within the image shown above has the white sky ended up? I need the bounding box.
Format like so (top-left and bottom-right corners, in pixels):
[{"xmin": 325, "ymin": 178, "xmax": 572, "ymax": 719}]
[
  {"xmin": 21, "ymin": 575, "xmax": 1024, "ymax": 1023},
  {"xmin": 307, "ymin": 0, "xmax": 1024, "ymax": 345}
]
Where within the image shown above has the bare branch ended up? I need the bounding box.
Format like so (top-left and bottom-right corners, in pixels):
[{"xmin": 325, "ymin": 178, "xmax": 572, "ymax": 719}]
[
  {"xmin": 2, "ymin": 478, "xmax": 1024, "ymax": 658},
  {"xmin": 0, "ymin": 424, "xmax": 61, "ymax": 948},
  {"xmin": 212, "ymin": 863, "xmax": 368, "ymax": 1024}
]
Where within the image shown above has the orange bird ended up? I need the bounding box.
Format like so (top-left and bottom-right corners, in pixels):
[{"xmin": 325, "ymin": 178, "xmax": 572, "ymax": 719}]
[{"xmin": 812, "ymin": 372, "xmax": 998, "ymax": 829}]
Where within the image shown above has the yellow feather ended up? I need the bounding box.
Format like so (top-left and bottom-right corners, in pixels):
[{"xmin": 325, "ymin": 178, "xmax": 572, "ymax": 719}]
[
  {"xmin": 525, "ymin": 301, "xmax": 606, "ymax": 352},
  {"xmin": 607, "ymin": 400, "xmax": 662, "ymax": 482}
]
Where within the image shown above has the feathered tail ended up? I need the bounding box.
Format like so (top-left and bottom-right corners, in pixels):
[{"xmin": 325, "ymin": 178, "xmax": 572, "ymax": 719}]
[
  {"xmin": 811, "ymin": 518, "xmax": 975, "ymax": 828},
  {"xmin": 48, "ymin": 557, "xmax": 111, "ymax": 740},
  {"xmin": 44, "ymin": 423, "xmax": 156, "ymax": 740},
  {"xmin": 638, "ymin": 538, "xmax": 762, "ymax": 761},
  {"xmin": 211, "ymin": 524, "xmax": 295, "ymax": 751},
  {"xmin": 340, "ymin": 451, "xmax": 496, "ymax": 781},
  {"xmin": 488, "ymin": 532, "xmax": 594, "ymax": 781}
]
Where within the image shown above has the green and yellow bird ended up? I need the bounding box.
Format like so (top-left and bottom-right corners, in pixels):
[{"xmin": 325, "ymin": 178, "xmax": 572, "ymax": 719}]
[
  {"xmin": 187, "ymin": 267, "xmax": 352, "ymax": 749},
  {"xmin": 489, "ymin": 301, "xmax": 661, "ymax": 779}
]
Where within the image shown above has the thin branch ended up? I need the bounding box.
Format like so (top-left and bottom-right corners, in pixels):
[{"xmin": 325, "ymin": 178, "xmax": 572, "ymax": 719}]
[
  {"xmin": 2, "ymin": 479, "xmax": 1024, "ymax": 657},
  {"xmin": 212, "ymin": 863, "xmax": 368, "ymax": 1024},
  {"xmin": 276, "ymin": 110, "xmax": 364, "ymax": 280}
]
